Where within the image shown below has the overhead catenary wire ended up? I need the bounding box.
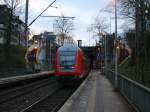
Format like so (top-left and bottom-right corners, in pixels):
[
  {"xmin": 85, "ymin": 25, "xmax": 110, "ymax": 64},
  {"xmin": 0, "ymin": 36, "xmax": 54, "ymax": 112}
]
[{"xmin": 28, "ymin": 0, "xmax": 57, "ymax": 27}]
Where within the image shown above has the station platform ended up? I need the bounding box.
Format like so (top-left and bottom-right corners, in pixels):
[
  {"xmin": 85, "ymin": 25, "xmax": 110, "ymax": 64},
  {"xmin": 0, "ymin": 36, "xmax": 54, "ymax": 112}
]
[{"xmin": 58, "ymin": 70, "xmax": 135, "ymax": 112}]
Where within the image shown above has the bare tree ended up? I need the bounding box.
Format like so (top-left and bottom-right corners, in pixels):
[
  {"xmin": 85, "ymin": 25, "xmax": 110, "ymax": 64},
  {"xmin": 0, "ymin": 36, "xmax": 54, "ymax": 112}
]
[
  {"xmin": 3, "ymin": 0, "xmax": 23, "ymax": 13},
  {"xmin": 93, "ymin": 17, "xmax": 109, "ymax": 36},
  {"xmin": 118, "ymin": 0, "xmax": 136, "ymax": 20},
  {"xmin": 102, "ymin": 0, "xmax": 150, "ymax": 83},
  {"xmin": 89, "ymin": 16, "xmax": 109, "ymax": 43},
  {"xmin": 53, "ymin": 17, "xmax": 74, "ymax": 45},
  {"xmin": 1, "ymin": 0, "xmax": 23, "ymax": 59},
  {"xmin": 3, "ymin": 0, "xmax": 23, "ymax": 44},
  {"xmin": 117, "ymin": 0, "xmax": 150, "ymax": 83}
]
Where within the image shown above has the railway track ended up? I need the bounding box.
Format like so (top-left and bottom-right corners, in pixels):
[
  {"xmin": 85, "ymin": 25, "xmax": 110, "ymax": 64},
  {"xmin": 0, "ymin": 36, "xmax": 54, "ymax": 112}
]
[
  {"xmin": 0, "ymin": 78, "xmax": 54, "ymax": 103},
  {"xmin": 20, "ymin": 87, "xmax": 77, "ymax": 112},
  {"xmin": 0, "ymin": 77, "xmax": 60, "ymax": 112}
]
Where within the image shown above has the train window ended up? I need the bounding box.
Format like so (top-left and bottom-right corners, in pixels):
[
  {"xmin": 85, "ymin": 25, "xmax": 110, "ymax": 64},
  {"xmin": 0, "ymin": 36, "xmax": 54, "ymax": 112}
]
[{"xmin": 59, "ymin": 51, "xmax": 76, "ymax": 66}]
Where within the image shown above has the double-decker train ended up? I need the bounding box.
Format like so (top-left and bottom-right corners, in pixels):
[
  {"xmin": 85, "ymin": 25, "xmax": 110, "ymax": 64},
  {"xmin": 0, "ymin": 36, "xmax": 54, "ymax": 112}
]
[{"xmin": 55, "ymin": 44, "xmax": 90, "ymax": 83}]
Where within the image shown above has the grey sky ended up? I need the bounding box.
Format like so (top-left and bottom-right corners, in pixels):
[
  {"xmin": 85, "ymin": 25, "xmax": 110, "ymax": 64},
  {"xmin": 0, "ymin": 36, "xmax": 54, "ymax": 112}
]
[{"xmin": 27, "ymin": 0, "xmax": 116, "ymax": 45}]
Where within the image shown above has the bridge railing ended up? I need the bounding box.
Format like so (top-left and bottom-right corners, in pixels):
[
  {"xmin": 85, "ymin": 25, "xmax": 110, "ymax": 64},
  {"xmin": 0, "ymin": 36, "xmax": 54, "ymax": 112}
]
[{"xmin": 107, "ymin": 69, "xmax": 150, "ymax": 112}]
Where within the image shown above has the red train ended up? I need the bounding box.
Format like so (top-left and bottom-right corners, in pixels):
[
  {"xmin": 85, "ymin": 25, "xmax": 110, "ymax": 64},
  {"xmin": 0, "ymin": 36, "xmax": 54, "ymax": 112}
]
[{"xmin": 55, "ymin": 44, "xmax": 90, "ymax": 83}]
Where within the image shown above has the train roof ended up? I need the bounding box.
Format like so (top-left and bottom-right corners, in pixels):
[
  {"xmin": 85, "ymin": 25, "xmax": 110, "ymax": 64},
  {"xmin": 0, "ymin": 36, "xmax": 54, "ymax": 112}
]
[{"xmin": 58, "ymin": 44, "xmax": 79, "ymax": 52}]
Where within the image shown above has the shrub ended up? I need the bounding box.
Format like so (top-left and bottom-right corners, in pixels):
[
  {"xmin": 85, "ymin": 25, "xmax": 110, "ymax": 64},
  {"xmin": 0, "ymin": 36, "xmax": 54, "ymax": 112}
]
[{"xmin": 0, "ymin": 45, "xmax": 27, "ymax": 68}]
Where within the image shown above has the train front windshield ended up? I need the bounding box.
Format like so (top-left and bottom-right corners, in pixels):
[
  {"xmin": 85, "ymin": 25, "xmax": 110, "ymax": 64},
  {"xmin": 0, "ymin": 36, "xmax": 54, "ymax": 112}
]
[{"xmin": 59, "ymin": 51, "xmax": 76, "ymax": 66}]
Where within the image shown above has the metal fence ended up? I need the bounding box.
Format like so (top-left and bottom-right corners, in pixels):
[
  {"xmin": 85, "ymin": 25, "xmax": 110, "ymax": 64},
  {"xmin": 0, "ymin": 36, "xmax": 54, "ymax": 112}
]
[{"xmin": 107, "ymin": 69, "xmax": 150, "ymax": 112}]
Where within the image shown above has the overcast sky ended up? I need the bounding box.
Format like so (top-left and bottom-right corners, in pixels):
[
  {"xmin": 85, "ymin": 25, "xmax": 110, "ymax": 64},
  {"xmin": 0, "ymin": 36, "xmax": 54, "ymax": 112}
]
[
  {"xmin": 27, "ymin": 0, "xmax": 117, "ymax": 45},
  {"xmin": 1, "ymin": 0, "xmax": 122, "ymax": 45}
]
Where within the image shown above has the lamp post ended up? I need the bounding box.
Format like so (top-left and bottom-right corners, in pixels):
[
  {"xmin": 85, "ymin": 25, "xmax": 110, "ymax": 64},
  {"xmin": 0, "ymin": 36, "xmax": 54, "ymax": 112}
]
[
  {"xmin": 25, "ymin": 0, "xmax": 29, "ymax": 48},
  {"xmin": 145, "ymin": 9, "xmax": 149, "ymax": 64},
  {"xmin": 25, "ymin": 0, "xmax": 57, "ymax": 48},
  {"xmin": 104, "ymin": 33, "xmax": 107, "ymax": 76},
  {"xmin": 114, "ymin": 0, "xmax": 118, "ymax": 89}
]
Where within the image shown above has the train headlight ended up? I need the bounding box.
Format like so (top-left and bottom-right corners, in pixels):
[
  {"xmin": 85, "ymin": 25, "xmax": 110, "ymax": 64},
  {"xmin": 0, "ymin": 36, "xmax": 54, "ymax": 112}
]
[{"xmin": 71, "ymin": 66, "xmax": 75, "ymax": 69}]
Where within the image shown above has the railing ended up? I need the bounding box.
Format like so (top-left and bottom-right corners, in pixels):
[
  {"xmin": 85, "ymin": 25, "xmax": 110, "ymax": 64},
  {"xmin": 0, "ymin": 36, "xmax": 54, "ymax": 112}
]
[{"xmin": 107, "ymin": 69, "xmax": 150, "ymax": 112}]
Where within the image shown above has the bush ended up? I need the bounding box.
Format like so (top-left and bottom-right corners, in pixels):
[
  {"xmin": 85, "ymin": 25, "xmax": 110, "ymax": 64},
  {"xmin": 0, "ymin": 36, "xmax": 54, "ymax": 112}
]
[{"xmin": 0, "ymin": 45, "xmax": 27, "ymax": 68}]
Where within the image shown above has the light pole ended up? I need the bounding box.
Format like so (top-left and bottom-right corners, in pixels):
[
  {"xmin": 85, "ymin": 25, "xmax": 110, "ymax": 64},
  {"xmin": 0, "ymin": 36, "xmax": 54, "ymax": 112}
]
[
  {"xmin": 87, "ymin": 26, "xmax": 92, "ymax": 46},
  {"xmin": 104, "ymin": 33, "xmax": 107, "ymax": 75},
  {"xmin": 25, "ymin": 0, "xmax": 57, "ymax": 48},
  {"xmin": 114, "ymin": 0, "xmax": 118, "ymax": 89},
  {"xmin": 25, "ymin": 0, "xmax": 29, "ymax": 48}
]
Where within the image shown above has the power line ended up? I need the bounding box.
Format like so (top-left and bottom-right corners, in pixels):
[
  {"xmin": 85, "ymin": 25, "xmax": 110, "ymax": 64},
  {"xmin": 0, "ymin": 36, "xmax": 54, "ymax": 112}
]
[
  {"xmin": 41, "ymin": 15, "xmax": 75, "ymax": 19},
  {"xmin": 28, "ymin": 0, "xmax": 57, "ymax": 27}
]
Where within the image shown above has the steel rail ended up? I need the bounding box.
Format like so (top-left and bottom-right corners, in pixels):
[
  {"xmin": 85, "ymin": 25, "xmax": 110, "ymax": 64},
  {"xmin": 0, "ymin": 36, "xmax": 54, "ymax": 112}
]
[
  {"xmin": 0, "ymin": 78, "xmax": 55, "ymax": 104},
  {"xmin": 20, "ymin": 88, "xmax": 61, "ymax": 112},
  {"xmin": 20, "ymin": 88, "xmax": 77, "ymax": 112}
]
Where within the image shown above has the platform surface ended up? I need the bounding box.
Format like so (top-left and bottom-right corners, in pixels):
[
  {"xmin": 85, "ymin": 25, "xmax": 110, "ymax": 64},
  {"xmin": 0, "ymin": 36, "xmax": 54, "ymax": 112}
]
[{"xmin": 58, "ymin": 70, "xmax": 135, "ymax": 112}]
